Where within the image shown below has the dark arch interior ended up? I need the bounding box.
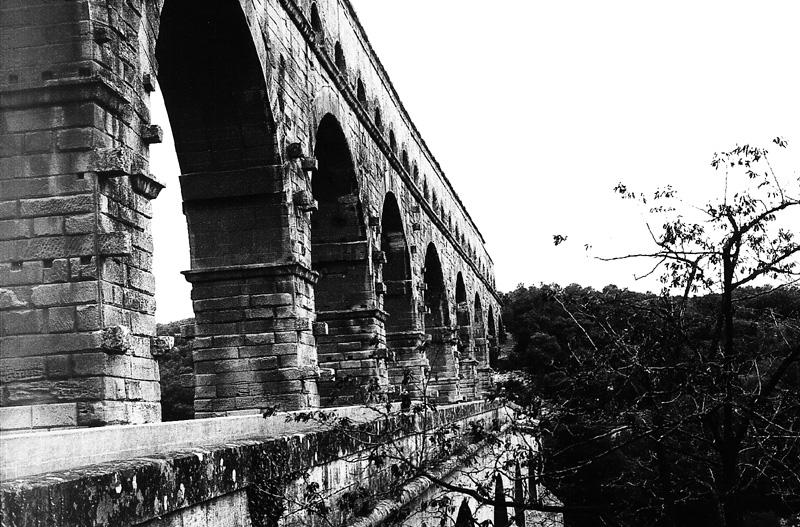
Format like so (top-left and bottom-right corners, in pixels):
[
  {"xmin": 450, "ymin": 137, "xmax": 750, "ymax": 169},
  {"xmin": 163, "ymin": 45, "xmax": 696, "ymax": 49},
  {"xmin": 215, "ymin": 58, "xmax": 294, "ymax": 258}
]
[
  {"xmin": 374, "ymin": 108, "xmax": 382, "ymax": 130},
  {"xmin": 488, "ymin": 305, "xmax": 498, "ymax": 367},
  {"xmin": 334, "ymin": 41, "xmax": 346, "ymax": 71},
  {"xmin": 381, "ymin": 193, "xmax": 413, "ymax": 333},
  {"xmin": 389, "ymin": 130, "xmax": 396, "ymax": 152},
  {"xmin": 156, "ymin": 0, "xmax": 280, "ymax": 270},
  {"xmin": 424, "ymin": 243, "xmax": 451, "ymax": 380},
  {"xmin": 312, "ymin": 114, "xmax": 369, "ymax": 311},
  {"xmin": 157, "ymin": 0, "xmax": 277, "ymax": 174},
  {"xmin": 473, "ymin": 293, "xmax": 485, "ymax": 351},
  {"xmin": 455, "ymin": 273, "xmax": 469, "ymax": 327},
  {"xmin": 357, "ymin": 78, "xmax": 366, "ymax": 104},
  {"xmin": 310, "ymin": 2, "xmax": 322, "ymax": 32},
  {"xmin": 424, "ymin": 244, "xmax": 450, "ymax": 329},
  {"xmin": 455, "ymin": 273, "xmax": 471, "ymax": 354}
]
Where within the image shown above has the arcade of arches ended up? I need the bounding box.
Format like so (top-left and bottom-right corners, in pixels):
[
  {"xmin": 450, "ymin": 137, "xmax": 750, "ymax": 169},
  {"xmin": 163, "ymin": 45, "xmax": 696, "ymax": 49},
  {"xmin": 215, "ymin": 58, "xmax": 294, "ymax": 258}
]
[{"xmin": 0, "ymin": 0, "xmax": 503, "ymax": 428}]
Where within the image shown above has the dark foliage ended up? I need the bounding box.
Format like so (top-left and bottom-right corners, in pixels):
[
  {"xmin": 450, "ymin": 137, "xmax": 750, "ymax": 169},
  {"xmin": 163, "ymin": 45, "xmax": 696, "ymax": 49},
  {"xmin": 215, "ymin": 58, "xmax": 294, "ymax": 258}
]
[
  {"xmin": 501, "ymin": 284, "xmax": 800, "ymax": 527},
  {"xmin": 156, "ymin": 319, "xmax": 194, "ymax": 421}
]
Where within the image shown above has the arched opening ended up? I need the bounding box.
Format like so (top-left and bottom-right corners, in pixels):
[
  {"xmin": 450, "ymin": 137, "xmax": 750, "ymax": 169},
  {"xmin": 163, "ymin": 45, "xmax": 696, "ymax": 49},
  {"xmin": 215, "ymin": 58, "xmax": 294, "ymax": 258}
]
[
  {"xmin": 412, "ymin": 163, "xmax": 419, "ymax": 183},
  {"xmin": 310, "ymin": 2, "xmax": 322, "ymax": 32},
  {"xmin": 488, "ymin": 305, "xmax": 498, "ymax": 368},
  {"xmin": 423, "ymin": 180, "xmax": 429, "ymax": 200},
  {"xmin": 334, "ymin": 41, "xmax": 346, "ymax": 71},
  {"xmin": 389, "ymin": 130, "xmax": 397, "ymax": 152},
  {"xmin": 157, "ymin": 0, "xmax": 278, "ymax": 177},
  {"xmin": 473, "ymin": 293, "xmax": 486, "ymax": 362},
  {"xmin": 156, "ymin": 0, "xmax": 289, "ymax": 416},
  {"xmin": 312, "ymin": 114, "xmax": 368, "ymax": 311},
  {"xmin": 424, "ymin": 244, "xmax": 450, "ymax": 329},
  {"xmin": 356, "ymin": 77, "xmax": 367, "ymax": 105},
  {"xmin": 381, "ymin": 193, "xmax": 414, "ymax": 334},
  {"xmin": 423, "ymin": 244, "xmax": 459, "ymax": 402},
  {"xmin": 374, "ymin": 108, "xmax": 383, "ymax": 131},
  {"xmin": 312, "ymin": 114, "xmax": 381, "ymax": 405},
  {"xmin": 455, "ymin": 273, "xmax": 471, "ymax": 349},
  {"xmin": 401, "ymin": 149, "xmax": 409, "ymax": 172}
]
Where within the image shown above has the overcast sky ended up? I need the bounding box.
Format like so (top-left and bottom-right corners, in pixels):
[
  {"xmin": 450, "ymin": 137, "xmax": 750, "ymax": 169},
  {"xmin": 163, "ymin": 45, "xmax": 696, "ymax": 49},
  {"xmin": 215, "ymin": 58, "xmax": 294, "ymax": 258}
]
[{"xmin": 150, "ymin": 1, "xmax": 800, "ymax": 322}]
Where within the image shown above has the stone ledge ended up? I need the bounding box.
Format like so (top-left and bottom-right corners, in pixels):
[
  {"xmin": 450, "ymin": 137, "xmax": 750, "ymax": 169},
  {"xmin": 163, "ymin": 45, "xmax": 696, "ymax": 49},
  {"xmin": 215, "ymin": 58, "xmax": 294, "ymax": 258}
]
[
  {"xmin": 0, "ymin": 401, "xmax": 495, "ymax": 482},
  {"xmin": 0, "ymin": 401, "xmax": 502, "ymax": 526},
  {"xmin": 181, "ymin": 262, "xmax": 319, "ymax": 284}
]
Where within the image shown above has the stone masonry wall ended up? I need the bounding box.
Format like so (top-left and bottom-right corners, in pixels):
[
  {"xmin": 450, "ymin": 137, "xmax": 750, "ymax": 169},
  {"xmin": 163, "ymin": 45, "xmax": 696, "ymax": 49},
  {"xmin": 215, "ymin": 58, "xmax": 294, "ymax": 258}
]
[{"xmin": 0, "ymin": 0, "xmax": 504, "ymax": 426}]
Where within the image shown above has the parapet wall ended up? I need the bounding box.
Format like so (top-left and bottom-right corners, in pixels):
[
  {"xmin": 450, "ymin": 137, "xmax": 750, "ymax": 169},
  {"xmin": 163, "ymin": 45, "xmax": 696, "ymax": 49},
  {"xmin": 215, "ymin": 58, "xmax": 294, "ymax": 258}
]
[{"xmin": 1, "ymin": 401, "xmax": 544, "ymax": 527}]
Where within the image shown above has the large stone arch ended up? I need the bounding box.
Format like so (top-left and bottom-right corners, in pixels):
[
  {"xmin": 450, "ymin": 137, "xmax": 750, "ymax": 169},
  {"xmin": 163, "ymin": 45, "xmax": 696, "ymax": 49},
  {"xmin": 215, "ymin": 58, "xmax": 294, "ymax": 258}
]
[
  {"xmin": 159, "ymin": 0, "xmax": 322, "ymax": 417},
  {"xmin": 455, "ymin": 272, "xmax": 478, "ymax": 398},
  {"xmin": 423, "ymin": 243, "xmax": 459, "ymax": 402},
  {"xmin": 312, "ymin": 113, "xmax": 386, "ymax": 405},
  {"xmin": 381, "ymin": 192, "xmax": 424, "ymax": 397},
  {"xmin": 0, "ymin": 0, "xmax": 504, "ymax": 429}
]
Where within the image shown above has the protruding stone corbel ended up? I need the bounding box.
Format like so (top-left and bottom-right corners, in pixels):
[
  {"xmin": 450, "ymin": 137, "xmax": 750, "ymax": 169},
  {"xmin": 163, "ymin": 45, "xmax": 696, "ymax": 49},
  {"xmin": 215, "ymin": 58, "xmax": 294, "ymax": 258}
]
[
  {"xmin": 141, "ymin": 124, "xmax": 163, "ymax": 144},
  {"xmin": 375, "ymin": 281, "xmax": 386, "ymax": 295},
  {"xmin": 150, "ymin": 335, "xmax": 175, "ymax": 358},
  {"xmin": 412, "ymin": 222, "xmax": 421, "ymax": 231},
  {"xmin": 142, "ymin": 73, "xmax": 156, "ymax": 93},
  {"xmin": 318, "ymin": 367, "xmax": 336, "ymax": 382},
  {"xmin": 101, "ymin": 325, "xmax": 132, "ymax": 355},
  {"xmin": 131, "ymin": 172, "xmax": 165, "ymax": 200},
  {"xmin": 313, "ymin": 322, "xmax": 329, "ymax": 336},
  {"xmin": 296, "ymin": 318, "xmax": 313, "ymax": 331},
  {"xmin": 293, "ymin": 190, "xmax": 318, "ymax": 212}
]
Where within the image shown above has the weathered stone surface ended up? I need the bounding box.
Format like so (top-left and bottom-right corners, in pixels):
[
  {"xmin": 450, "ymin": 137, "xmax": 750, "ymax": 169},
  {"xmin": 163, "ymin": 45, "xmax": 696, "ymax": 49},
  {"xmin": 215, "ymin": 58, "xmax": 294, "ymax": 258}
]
[
  {"xmin": 0, "ymin": 402, "xmax": 542, "ymax": 527},
  {"xmin": 150, "ymin": 335, "xmax": 174, "ymax": 358},
  {"xmin": 0, "ymin": 288, "xmax": 26, "ymax": 310},
  {"xmin": 0, "ymin": 0, "xmax": 503, "ymax": 424},
  {"xmin": 101, "ymin": 325, "xmax": 132, "ymax": 355}
]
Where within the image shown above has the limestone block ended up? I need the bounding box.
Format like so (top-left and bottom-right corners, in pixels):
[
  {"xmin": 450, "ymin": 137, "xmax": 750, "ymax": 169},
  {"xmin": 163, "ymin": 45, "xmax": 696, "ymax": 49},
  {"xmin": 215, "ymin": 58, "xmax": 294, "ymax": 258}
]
[
  {"xmin": 31, "ymin": 281, "xmax": 96, "ymax": 307},
  {"xmin": 31, "ymin": 402, "xmax": 77, "ymax": 428},
  {"xmin": 0, "ymin": 405, "xmax": 32, "ymax": 430},
  {"xmin": 47, "ymin": 306, "xmax": 75, "ymax": 333},
  {"xmin": 2, "ymin": 309, "xmax": 44, "ymax": 335},
  {"xmin": 0, "ymin": 288, "xmax": 26, "ymax": 309},
  {"xmin": 101, "ymin": 325, "xmax": 132, "ymax": 354}
]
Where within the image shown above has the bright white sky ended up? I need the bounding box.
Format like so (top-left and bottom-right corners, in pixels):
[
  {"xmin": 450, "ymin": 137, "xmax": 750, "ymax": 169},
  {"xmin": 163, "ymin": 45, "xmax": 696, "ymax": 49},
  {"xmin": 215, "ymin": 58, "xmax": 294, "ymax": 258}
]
[{"xmin": 150, "ymin": 1, "xmax": 800, "ymax": 322}]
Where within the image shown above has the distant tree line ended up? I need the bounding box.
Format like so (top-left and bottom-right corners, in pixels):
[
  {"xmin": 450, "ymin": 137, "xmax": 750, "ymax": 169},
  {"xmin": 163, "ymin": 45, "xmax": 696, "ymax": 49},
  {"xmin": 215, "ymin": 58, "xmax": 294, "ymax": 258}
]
[{"xmin": 499, "ymin": 283, "xmax": 800, "ymax": 527}]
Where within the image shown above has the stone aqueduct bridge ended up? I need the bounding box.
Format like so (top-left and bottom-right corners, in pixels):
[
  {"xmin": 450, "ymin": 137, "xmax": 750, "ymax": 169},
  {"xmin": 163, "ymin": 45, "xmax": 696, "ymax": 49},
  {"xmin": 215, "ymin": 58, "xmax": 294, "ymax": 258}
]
[
  {"xmin": 0, "ymin": 1, "xmax": 543, "ymax": 526},
  {"xmin": 0, "ymin": 0, "xmax": 504, "ymax": 428}
]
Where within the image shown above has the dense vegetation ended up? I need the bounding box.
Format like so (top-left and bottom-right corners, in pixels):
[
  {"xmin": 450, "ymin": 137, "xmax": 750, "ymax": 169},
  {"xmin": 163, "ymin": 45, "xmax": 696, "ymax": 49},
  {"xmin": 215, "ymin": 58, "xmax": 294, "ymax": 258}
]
[
  {"xmin": 500, "ymin": 284, "xmax": 800, "ymax": 527},
  {"xmin": 156, "ymin": 318, "xmax": 194, "ymax": 421}
]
